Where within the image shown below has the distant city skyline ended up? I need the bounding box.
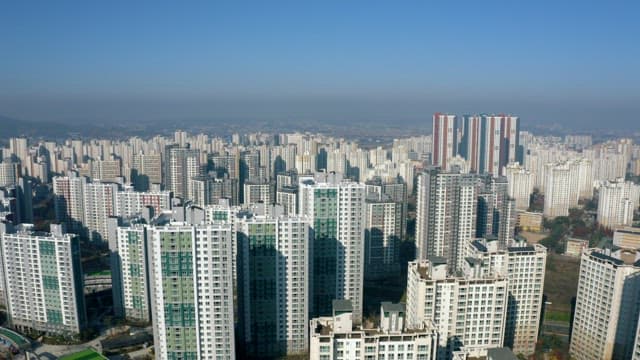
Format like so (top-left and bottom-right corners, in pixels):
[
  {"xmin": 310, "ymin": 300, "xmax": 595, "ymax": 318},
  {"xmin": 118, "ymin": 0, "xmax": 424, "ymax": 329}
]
[{"xmin": 1, "ymin": 2, "xmax": 638, "ymax": 128}]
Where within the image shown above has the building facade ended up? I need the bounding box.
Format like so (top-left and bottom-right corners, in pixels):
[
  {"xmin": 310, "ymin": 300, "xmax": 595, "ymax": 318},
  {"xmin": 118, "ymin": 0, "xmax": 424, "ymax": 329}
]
[
  {"xmin": 299, "ymin": 173, "xmax": 366, "ymax": 323},
  {"xmin": 570, "ymin": 248, "xmax": 640, "ymax": 360},
  {"xmin": 237, "ymin": 213, "xmax": 310, "ymax": 357},
  {"xmin": 415, "ymin": 168, "xmax": 477, "ymax": 271},
  {"xmin": 149, "ymin": 223, "xmax": 236, "ymax": 360},
  {"xmin": 310, "ymin": 300, "xmax": 439, "ymax": 360},
  {"xmin": 0, "ymin": 224, "xmax": 86, "ymax": 336},
  {"xmin": 406, "ymin": 258, "xmax": 508, "ymax": 359}
]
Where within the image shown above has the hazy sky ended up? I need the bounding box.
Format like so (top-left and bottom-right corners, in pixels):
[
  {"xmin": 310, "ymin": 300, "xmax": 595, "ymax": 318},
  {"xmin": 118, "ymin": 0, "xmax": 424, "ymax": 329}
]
[{"xmin": 1, "ymin": 1, "xmax": 638, "ymax": 129}]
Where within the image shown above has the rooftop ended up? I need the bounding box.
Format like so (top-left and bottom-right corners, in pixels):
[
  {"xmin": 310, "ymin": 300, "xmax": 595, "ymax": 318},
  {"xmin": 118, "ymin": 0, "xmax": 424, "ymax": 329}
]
[
  {"xmin": 381, "ymin": 302, "xmax": 405, "ymax": 313},
  {"xmin": 333, "ymin": 299, "xmax": 353, "ymax": 313},
  {"xmin": 428, "ymin": 256, "xmax": 447, "ymax": 265},
  {"xmin": 507, "ymin": 246, "xmax": 536, "ymax": 253},
  {"xmin": 471, "ymin": 240, "xmax": 488, "ymax": 252},
  {"xmin": 465, "ymin": 257, "xmax": 483, "ymax": 266},
  {"xmin": 487, "ymin": 347, "xmax": 518, "ymax": 360}
]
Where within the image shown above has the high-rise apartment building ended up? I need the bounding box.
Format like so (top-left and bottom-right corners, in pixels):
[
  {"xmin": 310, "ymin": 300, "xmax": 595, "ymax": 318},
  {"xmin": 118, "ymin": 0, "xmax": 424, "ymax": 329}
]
[
  {"xmin": 415, "ymin": 168, "xmax": 476, "ymax": 271},
  {"xmin": 132, "ymin": 153, "xmax": 162, "ymax": 191},
  {"xmin": 597, "ymin": 178, "xmax": 640, "ymax": 228},
  {"xmin": 149, "ymin": 223, "xmax": 236, "ymax": 360},
  {"xmin": 325, "ymin": 149, "xmax": 347, "ymax": 175},
  {"xmin": 504, "ymin": 163, "xmax": 533, "ymax": 211},
  {"xmin": 88, "ymin": 158, "xmax": 122, "ymax": 182},
  {"xmin": 53, "ymin": 173, "xmax": 87, "ymax": 235},
  {"xmin": 240, "ymin": 150, "xmax": 261, "ymax": 202},
  {"xmin": 295, "ymin": 151, "xmax": 316, "ymax": 175},
  {"xmin": 571, "ymin": 158, "xmax": 594, "ymax": 200},
  {"xmin": 459, "ymin": 115, "xmax": 520, "ymax": 175},
  {"xmin": 310, "ymin": 300, "xmax": 439, "ymax": 360},
  {"xmin": 83, "ymin": 182, "xmax": 119, "ymax": 242},
  {"xmin": 570, "ymin": 248, "xmax": 640, "ymax": 360},
  {"xmin": 9, "ymin": 137, "xmax": 29, "ymax": 171},
  {"xmin": 189, "ymin": 175, "xmax": 239, "ymax": 206},
  {"xmin": 0, "ymin": 160, "xmax": 18, "ymax": 187},
  {"xmin": 476, "ymin": 176, "xmax": 516, "ymax": 248},
  {"xmin": 365, "ymin": 177, "xmax": 408, "ymax": 240},
  {"xmin": 432, "ymin": 113, "xmax": 457, "ymax": 170},
  {"xmin": 237, "ymin": 213, "xmax": 310, "ymax": 357},
  {"xmin": 0, "ymin": 223, "xmax": 86, "ymax": 335},
  {"xmin": 543, "ymin": 163, "xmax": 574, "ymax": 217},
  {"xmin": 243, "ymin": 180, "xmax": 272, "ymax": 206},
  {"xmin": 115, "ymin": 188, "xmax": 171, "ymax": 218},
  {"xmin": 298, "ymin": 173, "xmax": 366, "ymax": 323},
  {"xmin": 166, "ymin": 147, "xmax": 201, "ymax": 199},
  {"xmin": 406, "ymin": 258, "xmax": 508, "ymax": 359},
  {"xmin": 364, "ymin": 194, "xmax": 403, "ymax": 280},
  {"xmin": 466, "ymin": 238, "xmax": 547, "ymax": 356},
  {"xmin": 109, "ymin": 219, "xmax": 151, "ymax": 323},
  {"xmin": 210, "ymin": 152, "xmax": 240, "ymax": 180}
]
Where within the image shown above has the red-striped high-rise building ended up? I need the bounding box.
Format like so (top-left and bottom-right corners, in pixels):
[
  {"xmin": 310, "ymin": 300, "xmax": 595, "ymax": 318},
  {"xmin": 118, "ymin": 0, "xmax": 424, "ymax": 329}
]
[{"xmin": 431, "ymin": 113, "xmax": 457, "ymax": 169}]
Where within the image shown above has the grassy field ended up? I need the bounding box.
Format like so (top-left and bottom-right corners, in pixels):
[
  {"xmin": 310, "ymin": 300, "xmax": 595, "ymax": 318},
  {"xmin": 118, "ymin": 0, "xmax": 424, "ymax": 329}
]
[
  {"xmin": 59, "ymin": 348, "xmax": 107, "ymax": 360},
  {"xmin": 544, "ymin": 253, "xmax": 580, "ymax": 315},
  {"xmin": 544, "ymin": 310, "xmax": 572, "ymax": 323}
]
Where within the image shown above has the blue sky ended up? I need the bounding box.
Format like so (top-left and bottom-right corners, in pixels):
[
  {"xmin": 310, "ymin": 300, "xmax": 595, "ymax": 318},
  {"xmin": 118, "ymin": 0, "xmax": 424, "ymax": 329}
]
[{"xmin": 0, "ymin": 1, "xmax": 638, "ymax": 129}]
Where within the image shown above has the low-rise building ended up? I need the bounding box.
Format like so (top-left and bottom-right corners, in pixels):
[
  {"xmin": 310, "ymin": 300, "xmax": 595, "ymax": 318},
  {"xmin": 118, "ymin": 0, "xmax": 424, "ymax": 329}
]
[
  {"xmin": 614, "ymin": 227, "xmax": 640, "ymax": 249},
  {"xmin": 452, "ymin": 347, "xmax": 518, "ymax": 360},
  {"xmin": 565, "ymin": 238, "xmax": 589, "ymax": 258},
  {"xmin": 517, "ymin": 211, "xmax": 543, "ymax": 232}
]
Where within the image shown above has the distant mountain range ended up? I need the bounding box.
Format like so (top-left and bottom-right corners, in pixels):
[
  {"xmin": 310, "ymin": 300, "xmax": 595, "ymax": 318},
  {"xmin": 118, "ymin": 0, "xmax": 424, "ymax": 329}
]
[
  {"xmin": 0, "ymin": 115, "xmax": 79, "ymax": 139},
  {"xmin": 0, "ymin": 115, "xmax": 137, "ymax": 140}
]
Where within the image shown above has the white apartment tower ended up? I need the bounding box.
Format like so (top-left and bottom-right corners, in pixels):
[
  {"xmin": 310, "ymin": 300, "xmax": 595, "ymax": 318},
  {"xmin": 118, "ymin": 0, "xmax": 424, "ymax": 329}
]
[
  {"xmin": 0, "ymin": 223, "xmax": 86, "ymax": 335},
  {"xmin": 242, "ymin": 180, "xmax": 272, "ymax": 206},
  {"xmin": 543, "ymin": 163, "xmax": 574, "ymax": 217},
  {"xmin": 276, "ymin": 186, "xmax": 298, "ymax": 215},
  {"xmin": 597, "ymin": 178, "xmax": 640, "ymax": 228},
  {"xmin": 466, "ymin": 238, "xmax": 547, "ymax": 356},
  {"xmin": 571, "ymin": 158, "xmax": 594, "ymax": 200},
  {"xmin": 83, "ymin": 182, "xmax": 118, "ymax": 242},
  {"xmin": 0, "ymin": 160, "xmax": 18, "ymax": 187},
  {"xmin": 570, "ymin": 248, "xmax": 640, "ymax": 360},
  {"xmin": 406, "ymin": 258, "xmax": 508, "ymax": 359},
  {"xmin": 53, "ymin": 174, "xmax": 87, "ymax": 235},
  {"xmin": 298, "ymin": 173, "xmax": 366, "ymax": 323},
  {"xmin": 309, "ymin": 300, "xmax": 439, "ymax": 360},
  {"xmin": 149, "ymin": 223, "xmax": 236, "ymax": 360},
  {"xmin": 115, "ymin": 188, "xmax": 172, "ymax": 218},
  {"xmin": 504, "ymin": 163, "xmax": 533, "ymax": 211}
]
